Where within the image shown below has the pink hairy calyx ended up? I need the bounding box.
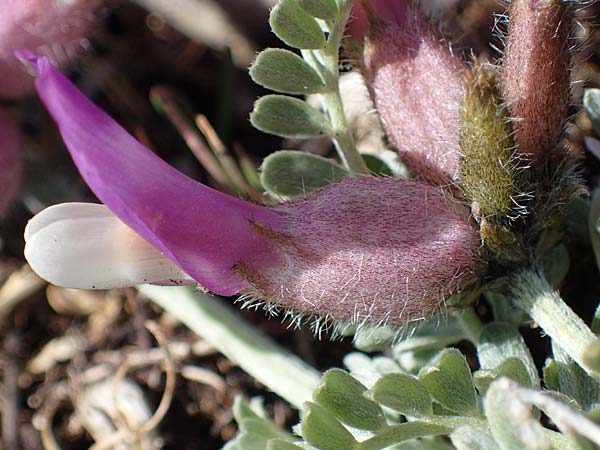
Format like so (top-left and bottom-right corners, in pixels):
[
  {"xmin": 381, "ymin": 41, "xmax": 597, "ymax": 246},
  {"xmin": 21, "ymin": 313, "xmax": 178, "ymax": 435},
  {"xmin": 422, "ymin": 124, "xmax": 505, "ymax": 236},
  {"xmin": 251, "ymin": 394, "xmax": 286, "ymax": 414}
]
[
  {"xmin": 240, "ymin": 177, "xmax": 483, "ymax": 325},
  {"xmin": 500, "ymin": 0, "xmax": 571, "ymax": 160},
  {"xmin": 361, "ymin": 12, "xmax": 467, "ymax": 185}
]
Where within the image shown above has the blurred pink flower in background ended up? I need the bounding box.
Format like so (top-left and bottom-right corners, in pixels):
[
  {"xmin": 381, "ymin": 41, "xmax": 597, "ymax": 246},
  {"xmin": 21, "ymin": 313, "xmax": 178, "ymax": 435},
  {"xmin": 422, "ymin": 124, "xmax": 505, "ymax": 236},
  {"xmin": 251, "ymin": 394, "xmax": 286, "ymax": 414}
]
[
  {"xmin": 0, "ymin": 0, "xmax": 99, "ymax": 216},
  {"xmin": 0, "ymin": 0, "xmax": 98, "ymax": 99}
]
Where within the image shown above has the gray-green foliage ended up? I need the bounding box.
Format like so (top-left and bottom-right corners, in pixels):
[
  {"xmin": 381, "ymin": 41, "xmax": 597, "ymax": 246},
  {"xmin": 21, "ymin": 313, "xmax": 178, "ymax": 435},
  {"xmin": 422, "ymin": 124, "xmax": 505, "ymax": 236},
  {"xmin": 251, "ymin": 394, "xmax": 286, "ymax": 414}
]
[
  {"xmin": 552, "ymin": 343, "xmax": 600, "ymax": 411},
  {"xmin": 250, "ymin": 95, "xmax": 331, "ymax": 139},
  {"xmin": 227, "ymin": 340, "xmax": 600, "ymax": 450},
  {"xmin": 260, "ymin": 151, "xmax": 348, "ymax": 199},
  {"xmin": 250, "ymin": 0, "xmax": 369, "ymax": 176},
  {"xmin": 297, "ymin": 0, "xmax": 338, "ymax": 20},
  {"xmin": 302, "ymin": 402, "xmax": 358, "ymax": 450},
  {"xmin": 269, "ymin": 0, "xmax": 326, "ymax": 49},
  {"xmin": 451, "ymin": 426, "xmax": 500, "ymax": 450},
  {"xmin": 224, "ymin": 398, "xmax": 297, "ymax": 450},
  {"xmin": 477, "ymin": 322, "xmax": 539, "ymax": 388},
  {"xmin": 473, "ymin": 357, "xmax": 532, "ymax": 395},
  {"xmin": 584, "ymin": 89, "xmax": 600, "ymax": 136},
  {"xmin": 484, "ymin": 380, "xmax": 552, "ymax": 450},
  {"xmin": 250, "ymin": 49, "xmax": 325, "ymax": 95},
  {"xmin": 418, "ymin": 349, "xmax": 479, "ymax": 416},
  {"xmin": 372, "ymin": 373, "xmax": 433, "ymax": 417},
  {"xmin": 312, "ymin": 369, "xmax": 386, "ymax": 431}
]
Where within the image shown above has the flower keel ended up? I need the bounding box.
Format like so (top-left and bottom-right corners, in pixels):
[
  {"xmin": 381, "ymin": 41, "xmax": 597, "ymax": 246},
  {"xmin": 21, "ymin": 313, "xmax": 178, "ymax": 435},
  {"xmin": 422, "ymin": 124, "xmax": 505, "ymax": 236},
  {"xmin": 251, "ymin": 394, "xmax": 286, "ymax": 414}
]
[{"xmin": 25, "ymin": 203, "xmax": 195, "ymax": 289}]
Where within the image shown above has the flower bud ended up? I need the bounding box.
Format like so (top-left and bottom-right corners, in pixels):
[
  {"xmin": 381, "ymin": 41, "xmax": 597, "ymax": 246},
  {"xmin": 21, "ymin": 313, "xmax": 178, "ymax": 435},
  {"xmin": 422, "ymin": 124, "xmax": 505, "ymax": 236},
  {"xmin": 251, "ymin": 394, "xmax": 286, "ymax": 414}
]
[
  {"xmin": 459, "ymin": 65, "xmax": 517, "ymax": 222},
  {"xmin": 500, "ymin": 0, "xmax": 571, "ymax": 160},
  {"xmin": 360, "ymin": 7, "xmax": 466, "ymax": 185}
]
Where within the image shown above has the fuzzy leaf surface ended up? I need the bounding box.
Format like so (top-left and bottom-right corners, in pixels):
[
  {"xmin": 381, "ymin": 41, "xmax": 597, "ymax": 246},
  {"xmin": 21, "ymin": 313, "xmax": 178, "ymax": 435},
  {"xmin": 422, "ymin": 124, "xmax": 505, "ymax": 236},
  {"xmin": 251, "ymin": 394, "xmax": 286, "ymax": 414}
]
[
  {"xmin": 313, "ymin": 369, "xmax": 386, "ymax": 431},
  {"xmin": 260, "ymin": 150, "xmax": 347, "ymax": 198},
  {"xmin": 267, "ymin": 439, "xmax": 305, "ymax": 450},
  {"xmin": 251, "ymin": 95, "xmax": 331, "ymax": 139},
  {"xmin": 301, "ymin": 402, "xmax": 357, "ymax": 450},
  {"xmin": 250, "ymin": 49, "xmax": 325, "ymax": 95},
  {"xmin": 474, "ymin": 357, "xmax": 532, "ymax": 395},
  {"xmin": 450, "ymin": 425, "xmax": 500, "ymax": 450},
  {"xmin": 418, "ymin": 349, "xmax": 478, "ymax": 416},
  {"xmin": 356, "ymin": 422, "xmax": 450, "ymax": 450},
  {"xmin": 269, "ymin": 0, "xmax": 326, "ymax": 49},
  {"xmin": 485, "ymin": 379, "xmax": 551, "ymax": 450},
  {"xmin": 372, "ymin": 373, "xmax": 433, "ymax": 417},
  {"xmin": 298, "ymin": 0, "xmax": 338, "ymax": 20},
  {"xmin": 478, "ymin": 322, "xmax": 539, "ymax": 388}
]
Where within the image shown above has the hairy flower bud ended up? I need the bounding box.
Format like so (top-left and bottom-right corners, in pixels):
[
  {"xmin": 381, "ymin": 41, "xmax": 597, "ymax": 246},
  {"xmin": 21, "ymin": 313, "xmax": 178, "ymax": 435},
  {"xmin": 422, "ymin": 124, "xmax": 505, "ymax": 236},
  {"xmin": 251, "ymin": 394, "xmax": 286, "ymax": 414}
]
[
  {"xmin": 460, "ymin": 66, "xmax": 517, "ymax": 222},
  {"xmin": 0, "ymin": 0, "xmax": 98, "ymax": 99},
  {"xmin": 360, "ymin": 7, "xmax": 466, "ymax": 185},
  {"xmin": 500, "ymin": 0, "xmax": 571, "ymax": 160}
]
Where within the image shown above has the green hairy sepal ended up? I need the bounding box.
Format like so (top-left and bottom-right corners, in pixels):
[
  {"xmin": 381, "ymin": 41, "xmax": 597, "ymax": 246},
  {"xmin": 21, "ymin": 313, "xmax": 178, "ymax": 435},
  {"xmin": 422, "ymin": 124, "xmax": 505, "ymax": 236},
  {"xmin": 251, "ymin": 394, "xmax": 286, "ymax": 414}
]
[
  {"xmin": 459, "ymin": 66, "xmax": 519, "ymax": 223},
  {"xmin": 458, "ymin": 66, "xmax": 526, "ymax": 257}
]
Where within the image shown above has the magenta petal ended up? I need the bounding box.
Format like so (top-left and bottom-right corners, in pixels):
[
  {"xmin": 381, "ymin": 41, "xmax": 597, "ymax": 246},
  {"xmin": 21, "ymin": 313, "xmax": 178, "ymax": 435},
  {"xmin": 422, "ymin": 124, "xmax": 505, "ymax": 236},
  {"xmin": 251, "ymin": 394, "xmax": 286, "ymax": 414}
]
[{"xmin": 33, "ymin": 57, "xmax": 283, "ymax": 295}]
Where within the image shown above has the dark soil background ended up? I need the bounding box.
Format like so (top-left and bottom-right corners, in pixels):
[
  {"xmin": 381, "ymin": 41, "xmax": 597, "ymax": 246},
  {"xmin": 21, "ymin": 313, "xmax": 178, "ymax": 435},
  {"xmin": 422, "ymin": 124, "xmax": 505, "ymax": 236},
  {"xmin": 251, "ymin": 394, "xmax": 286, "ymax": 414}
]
[{"xmin": 2, "ymin": 1, "xmax": 600, "ymax": 449}]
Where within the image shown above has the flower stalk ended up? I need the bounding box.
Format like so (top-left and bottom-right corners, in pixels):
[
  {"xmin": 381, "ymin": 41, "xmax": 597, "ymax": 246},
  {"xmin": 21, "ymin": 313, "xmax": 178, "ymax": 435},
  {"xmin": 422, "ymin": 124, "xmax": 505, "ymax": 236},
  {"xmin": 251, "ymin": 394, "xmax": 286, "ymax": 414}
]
[{"xmin": 509, "ymin": 268, "xmax": 600, "ymax": 382}]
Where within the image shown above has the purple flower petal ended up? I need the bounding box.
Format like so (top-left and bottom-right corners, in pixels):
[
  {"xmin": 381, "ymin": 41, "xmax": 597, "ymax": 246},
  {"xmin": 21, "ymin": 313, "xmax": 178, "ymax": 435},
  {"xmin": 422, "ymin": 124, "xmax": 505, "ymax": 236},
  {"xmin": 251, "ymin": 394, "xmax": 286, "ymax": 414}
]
[
  {"xmin": 32, "ymin": 56, "xmax": 284, "ymax": 295},
  {"xmin": 25, "ymin": 55, "xmax": 483, "ymax": 325}
]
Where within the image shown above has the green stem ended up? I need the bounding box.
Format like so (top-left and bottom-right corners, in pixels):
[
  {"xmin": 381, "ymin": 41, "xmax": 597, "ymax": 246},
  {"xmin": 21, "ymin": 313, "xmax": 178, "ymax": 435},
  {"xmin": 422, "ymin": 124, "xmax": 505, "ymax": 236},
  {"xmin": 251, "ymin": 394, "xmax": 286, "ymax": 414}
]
[
  {"xmin": 138, "ymin": 286, "xmax": 321, "ymax": 409},
  {"xmin": 356, "ymin": 417, "xmax": 487, "ymax": 450},
  {"xmin": 428, "ymin": 416, "xmax": 488, "ymax": 429},
  {"xmin": 509, "ymin": 268, "xmax": 600, "ymax": 382},
  {"xmin": 305, "ymin": 1, "xmax": 369, "ymax": 175},
  {"xmin": 455, "ymin": 307, "xmax": 484, "ymax": 344}
]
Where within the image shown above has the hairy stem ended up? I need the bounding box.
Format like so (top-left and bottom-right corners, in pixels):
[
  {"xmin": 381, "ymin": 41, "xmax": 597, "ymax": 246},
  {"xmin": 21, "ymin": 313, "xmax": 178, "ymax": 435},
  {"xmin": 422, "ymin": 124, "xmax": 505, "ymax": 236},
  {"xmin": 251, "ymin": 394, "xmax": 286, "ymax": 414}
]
[
  {"xmin": 305, "ymin": 0, "xmax": 369, "ymax": 175},
  {"xmin": 455, "ymin": 307, "xmax": 484, "ymax": 344},
  {"xmin": 138, "ymin": 285, "xmax": 321, "ymax": 409},
  {"xmin": 509, "ymin": 268, "xmax": 600, "ymax": 382}
]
